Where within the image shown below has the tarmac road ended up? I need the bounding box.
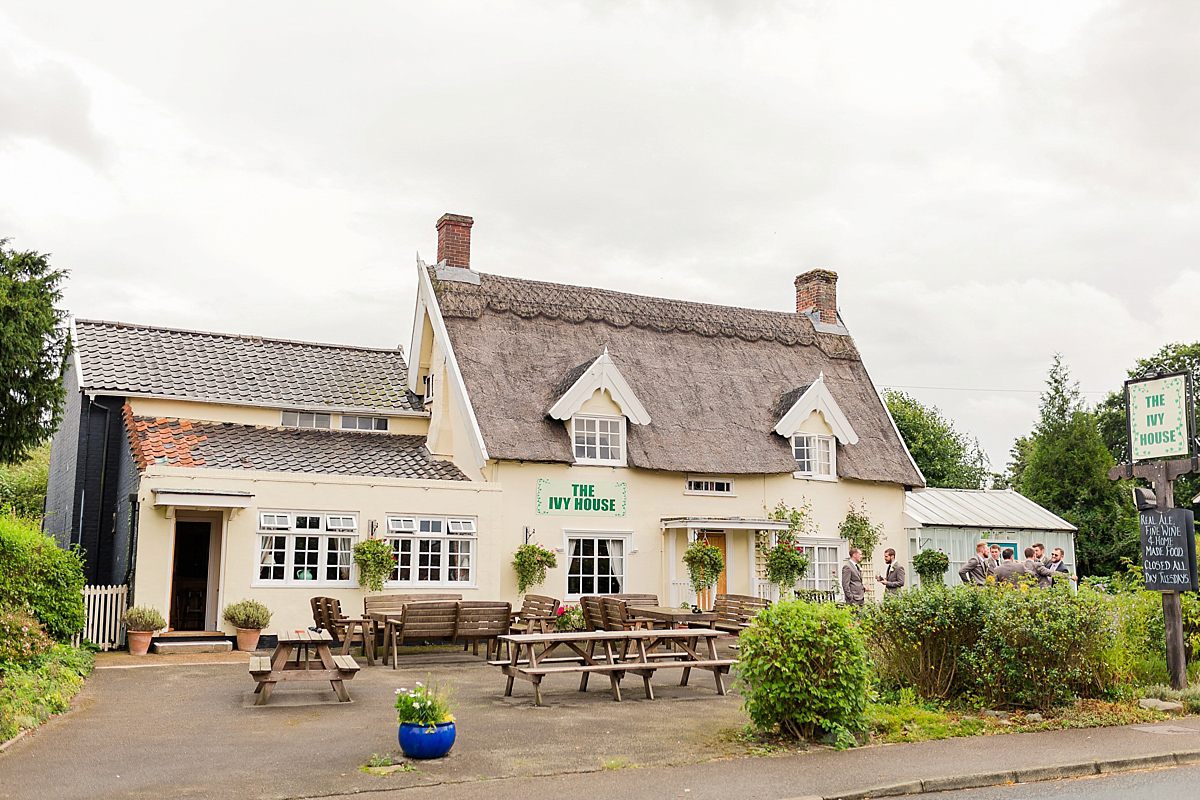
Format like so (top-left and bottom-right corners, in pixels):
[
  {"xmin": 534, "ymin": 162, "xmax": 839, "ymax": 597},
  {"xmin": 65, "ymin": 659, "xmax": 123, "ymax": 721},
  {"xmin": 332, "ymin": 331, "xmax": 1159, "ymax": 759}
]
[{"xmin": 915, "ymin": 763, "xmax": 1200, "ymax": 799}]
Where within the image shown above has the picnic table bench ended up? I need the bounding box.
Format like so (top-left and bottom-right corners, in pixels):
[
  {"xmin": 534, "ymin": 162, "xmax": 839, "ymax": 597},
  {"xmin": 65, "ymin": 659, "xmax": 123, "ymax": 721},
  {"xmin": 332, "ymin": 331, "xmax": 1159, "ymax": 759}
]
[
  {"xmin": 492, "ymin": 629, "xmax": 734, "ymax": 706},
  {"xmin": 248, "ymin": 629, "xmax": 359, "ymax": 705}
]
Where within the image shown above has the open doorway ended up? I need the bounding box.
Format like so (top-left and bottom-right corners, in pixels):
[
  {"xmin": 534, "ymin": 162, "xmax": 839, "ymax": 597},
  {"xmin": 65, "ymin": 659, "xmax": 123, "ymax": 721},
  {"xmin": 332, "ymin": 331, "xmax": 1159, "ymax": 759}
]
[{"xmin": 170, "ymin": 521, "xmax": 211, "ymax": 630}]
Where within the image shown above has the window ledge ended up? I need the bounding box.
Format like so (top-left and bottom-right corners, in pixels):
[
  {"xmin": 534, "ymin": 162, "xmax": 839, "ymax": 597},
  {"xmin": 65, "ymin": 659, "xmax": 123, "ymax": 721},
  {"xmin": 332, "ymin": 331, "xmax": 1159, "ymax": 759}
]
[
  {"xmin": 683, "ymin": 490, "xmax": 737, "ymax": 497},
  {"xmin": 571, "ymin": 458, "xmax": 626, "ymax": 468},
  {"xmin": 793, "ymin": 471, "xmax": 837, "ymax": 482}
]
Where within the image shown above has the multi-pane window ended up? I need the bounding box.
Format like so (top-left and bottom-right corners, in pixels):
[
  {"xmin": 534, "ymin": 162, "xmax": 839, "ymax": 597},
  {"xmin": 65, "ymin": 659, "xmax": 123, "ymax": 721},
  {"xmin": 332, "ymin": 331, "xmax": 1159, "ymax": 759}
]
[
  {"xmin": 566, "ymin": 536, "xmax": 626, "ymax": 597},
  {"xmin": 793, "ymin": 434, "xmax": 834, "ymax": 478},
  {"xmin": 686, "ymin": 477, "xmax": 734, "ymax": 495},
  {"xmin": 255, "ymin": 511, "xmax": 358, "ymax": 586},
  {"xmin": 341, "ymin": 415, "xmax": 388, "ymax": 431},
  {"xmin": 796, "ymin": 542, "xmax": 844, "ymax": 594},
  {"xmin": 281, "ymin": 411, "xmax": 331, "ymax": 429},
  {"xmin": 572, "ymin": 416, "xmax": 625, "ymax": 465},
  {"xmin": 385, "ymin": 515, "xmax": 476, "ymax": 586}
]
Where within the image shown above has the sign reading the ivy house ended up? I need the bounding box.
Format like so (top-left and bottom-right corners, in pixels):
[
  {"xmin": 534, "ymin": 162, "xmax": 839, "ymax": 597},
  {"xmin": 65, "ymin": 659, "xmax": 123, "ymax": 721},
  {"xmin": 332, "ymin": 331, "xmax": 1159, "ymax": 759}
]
[
  {"xmin": 536, "ymin": 479, "xmax": 627, "ymax": 517},
  {"xmin": 1127, "ymin": 373, "xmax": 1191, "ymax": 461},
  {"xmin": 1140, "ymin": 508, "xmax": 1197, "ymax": 592}
]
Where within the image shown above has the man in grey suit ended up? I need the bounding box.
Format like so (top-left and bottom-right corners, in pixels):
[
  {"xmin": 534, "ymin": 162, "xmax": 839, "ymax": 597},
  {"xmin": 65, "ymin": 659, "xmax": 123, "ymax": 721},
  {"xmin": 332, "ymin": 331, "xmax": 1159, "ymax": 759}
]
[
  {"xmin": 958, "ymin": 541, "xmax": 991, "ymax": 586},
  {"xmin": 842, "ymin": 548, "xmax": 865, "ymax": 605},
  {"xmin": 877, "ymin": 548, "xmax": 905, "ymax": 595},
  {"xmin": 986, "ymin": 544, "xmax": 1002, "ymax": 572},
  {"xmin": 992, "ymin": 549, "xmax": 1028, "ymax": 586},
  {"xmin": 1032, "ymin": 543, "xmax": 1051, "ymax": 567},
  {"xmin": 1023, "ymin": 547, "xmax": 1054, "ymax": 588}
]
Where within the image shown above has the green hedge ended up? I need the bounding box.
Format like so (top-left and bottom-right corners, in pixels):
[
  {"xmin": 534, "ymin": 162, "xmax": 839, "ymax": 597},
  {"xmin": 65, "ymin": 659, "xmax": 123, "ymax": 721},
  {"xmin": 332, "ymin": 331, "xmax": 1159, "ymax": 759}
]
[
  {"xmin": 865, "ymin": 584, "xmax": 1115, "ymax": 711},
  {"xmin": 0, "ymin": 644, "xmax": 94, "ymax": 742},
  {"xmin": 736, "ymin": 600, "xmax": 871, "ymax": 742},
  {"xmin": 0, "ymin": 516, "xmax": 85, "ymax": 640},
  {"xmin": 0, "ymin": 443, "xmax": 48, "ymax": 519}
]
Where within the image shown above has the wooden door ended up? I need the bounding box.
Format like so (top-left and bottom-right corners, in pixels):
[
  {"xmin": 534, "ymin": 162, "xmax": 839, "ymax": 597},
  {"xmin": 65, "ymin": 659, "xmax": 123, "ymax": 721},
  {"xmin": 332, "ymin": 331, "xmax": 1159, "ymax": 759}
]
[{"xmin": 704, "ymin": 532, "xmax": 727, "ymax": 605}]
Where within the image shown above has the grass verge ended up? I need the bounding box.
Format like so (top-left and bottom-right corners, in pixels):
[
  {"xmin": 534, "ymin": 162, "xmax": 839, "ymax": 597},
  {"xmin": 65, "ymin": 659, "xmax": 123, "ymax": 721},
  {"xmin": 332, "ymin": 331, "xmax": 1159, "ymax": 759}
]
[{"xmin": 0, "ymin": 644, "xmax": 95, "ymax": 742}]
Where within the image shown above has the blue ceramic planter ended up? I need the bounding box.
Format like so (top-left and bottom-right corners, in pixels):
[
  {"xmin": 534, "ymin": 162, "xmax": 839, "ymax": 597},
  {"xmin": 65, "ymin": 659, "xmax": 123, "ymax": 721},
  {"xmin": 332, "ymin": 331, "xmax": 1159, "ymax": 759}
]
[{"xmin": 397, "ymin": 722, "xmax": 456, "ymax": 759}]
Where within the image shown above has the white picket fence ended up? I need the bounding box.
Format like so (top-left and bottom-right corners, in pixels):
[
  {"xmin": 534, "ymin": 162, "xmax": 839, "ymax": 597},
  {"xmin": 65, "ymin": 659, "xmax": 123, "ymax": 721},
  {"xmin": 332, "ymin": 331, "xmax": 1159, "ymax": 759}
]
[{"xmin": 72, "ymin": 584, "xmax": 128, "ymax": 651}]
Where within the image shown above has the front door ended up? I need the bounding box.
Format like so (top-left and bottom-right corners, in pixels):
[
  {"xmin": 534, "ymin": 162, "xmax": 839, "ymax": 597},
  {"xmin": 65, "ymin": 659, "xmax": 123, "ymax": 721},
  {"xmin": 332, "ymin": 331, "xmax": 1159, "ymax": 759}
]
[
  {"xmin": 170, "ymin": 521, "xmax": 211, "ymax": 630},
  {"xmin": 706, "ymin": 533, "xmax": 728, "ymax": 596}
]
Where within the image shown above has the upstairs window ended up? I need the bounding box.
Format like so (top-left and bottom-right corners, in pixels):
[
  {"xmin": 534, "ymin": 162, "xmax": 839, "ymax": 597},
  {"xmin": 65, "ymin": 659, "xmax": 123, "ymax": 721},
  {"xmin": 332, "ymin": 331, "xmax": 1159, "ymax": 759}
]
[
  {"xmin": 793, "ymin": 434, "xmax": 835, "ymax": 479},
  {"xmin": 281, "ymin": 411, "xmax": 331, "ymax": 429},
  {"xmin": 572, "ymin": 415, "xmax": 625, "ymax": 466},
  {"xmin": 686, "ymin": 477, "xmax": 735, "ymax": 496},
  {"xmin": 341, "ymin": 415, "xmax": 388, "ymax": 431}
]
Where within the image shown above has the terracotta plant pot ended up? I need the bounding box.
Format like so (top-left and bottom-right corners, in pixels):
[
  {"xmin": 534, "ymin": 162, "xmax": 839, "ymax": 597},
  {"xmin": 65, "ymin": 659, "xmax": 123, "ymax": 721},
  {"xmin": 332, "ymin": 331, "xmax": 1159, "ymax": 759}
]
[
  {"xmin": 127, "ymin": 630, "xmax": 154, "ymax": 656},
  {"xmin": 235, "ymin": 628, "xmax": 262, "ymax": 651}
]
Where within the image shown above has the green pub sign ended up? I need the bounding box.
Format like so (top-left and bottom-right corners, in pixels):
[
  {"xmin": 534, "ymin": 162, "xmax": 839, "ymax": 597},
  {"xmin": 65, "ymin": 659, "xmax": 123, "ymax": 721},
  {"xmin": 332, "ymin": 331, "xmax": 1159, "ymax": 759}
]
[
  {"xmin": 1127, "ymin": 373, "xmax": 1191, "ymax": 461},
  {"xmin": 536, "ymin": 478, "xmax": 627, "ymax": 517}
]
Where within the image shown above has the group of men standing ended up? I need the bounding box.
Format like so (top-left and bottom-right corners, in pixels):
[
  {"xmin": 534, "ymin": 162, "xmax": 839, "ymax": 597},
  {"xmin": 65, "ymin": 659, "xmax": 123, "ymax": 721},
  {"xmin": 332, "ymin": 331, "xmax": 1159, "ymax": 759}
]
[
  {"xmin": 958, "ymin": 541, "xmax": 1078, "ymax": 588},
  {"xmin": 840, "ymin": 546, "xmax": 905, "ymax": 605}
]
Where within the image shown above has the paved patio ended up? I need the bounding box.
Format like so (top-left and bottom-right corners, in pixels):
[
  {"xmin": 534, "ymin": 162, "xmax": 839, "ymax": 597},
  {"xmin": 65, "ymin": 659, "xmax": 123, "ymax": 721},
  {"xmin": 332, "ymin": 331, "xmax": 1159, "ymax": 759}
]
[{"xmin": 0, "ymin": 642, "xmax": 751, "ymax": 800}]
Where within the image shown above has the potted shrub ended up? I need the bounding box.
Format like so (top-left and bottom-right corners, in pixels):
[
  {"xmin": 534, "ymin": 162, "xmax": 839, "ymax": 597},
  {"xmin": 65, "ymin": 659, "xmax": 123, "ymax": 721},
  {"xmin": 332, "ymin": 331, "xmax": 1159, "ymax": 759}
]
[
  {"xmin": 766, "ymin": 502, "xmax": 815, "ymax": 597},
  {"xmin": 223, "ymin": 599, "xmax": 272, "ymax": 651},
  {"xmin": 682, "ymin": 539, "xmax": 725, "ymax": 610},
  {"xmin": 353, "ymin": 537, "xmax": 396, "ymax": 592},
  {"xmin": 395, "ymin": 678, "xmax": 456, "ymax": 759},
  {"xmin": 123, "ymin": 606, "xmax": 165, "ymax": 656},
  {"xmin": 512, "ymin": 542, "xmax": 557, "ymax": 595}
]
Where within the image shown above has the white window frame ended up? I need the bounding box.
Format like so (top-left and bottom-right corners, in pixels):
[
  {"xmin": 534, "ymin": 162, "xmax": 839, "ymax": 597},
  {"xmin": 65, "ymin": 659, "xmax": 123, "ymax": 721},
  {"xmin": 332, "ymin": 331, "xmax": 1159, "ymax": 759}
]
[
  {"xmin": 340, "ymin": 415, "xmax": 389, "ymax": 432},
  {"xmin": 792, "ymin": 433, "xmax": 836, "ymax": 481},
  {"xmin": 684, "ymin": 476, "xmax": 736, "ymax": 496},
  {"xmin": 776, "ymin": 534, "xmax": 846, "ymax": 595},
  {"xmin": 280, "ymin": 411, "xmax": 332, "ymax": 429},
  {"xmin": 252, "ymin": 510, "xmax": 359, "ymax": 587},
  {"xmin": 384, "ymin": 514, "xmax": 478, "ymax": 588},
  {"xmin": 562, "ymin": 529, "xmax": 633, "ymax": 601},
  {"xmin": 571, "ymin": 414, "xmax": 627, "ymax": 466}
]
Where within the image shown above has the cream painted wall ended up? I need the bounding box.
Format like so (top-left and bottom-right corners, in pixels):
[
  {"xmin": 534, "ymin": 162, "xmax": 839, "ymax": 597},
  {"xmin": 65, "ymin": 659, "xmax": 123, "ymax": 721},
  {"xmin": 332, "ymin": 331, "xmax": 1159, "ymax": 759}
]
[
  {"xmin": 127, "ymin": 397, "xmax": 429, "ymax": 435},
  {"xmin": 578, "ymin": 390, "xmax": 623, "ymax": 417},
  {"xmin": 422, "ymin": 338, "xmax": 486, "ymax": 481},
  {"xmin": 133, "ymin": 467, "xmax": 501, "ymax": 634},
  {"xmin": 797, "ymin": 410, "xmax": 834, "ymax": 435}
]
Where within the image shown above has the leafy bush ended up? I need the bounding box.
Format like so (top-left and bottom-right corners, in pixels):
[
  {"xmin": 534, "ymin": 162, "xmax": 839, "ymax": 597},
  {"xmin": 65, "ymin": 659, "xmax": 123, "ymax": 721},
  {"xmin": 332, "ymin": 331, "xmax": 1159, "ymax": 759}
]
[
  {"xmin": 0, "ymin": 606, "xmax": 54, "ymax": 666},
  {"xmin": 737, "ymin": 600, "xmax": 871, "ymax": 741},
  {"xmin": 512, "ymin": 543, "xmax": 558, "ymax": 594},
  {"xmin": 353, "ymin": 537, "xmax": 395, "ymax": 592},
  {"xmin": 912, "ymin": 549, "xmax": 950, "ymax": 585},
  {"xmin": 765, "ymin": 503, "xmax": 813, "ymax": 590},
  {"xmin": 395, "ymin": 678, "xmax": 454, "ymax": 728},
  {"xmin": 863, "ymin": 585, "xmax": 985, "ymax": 701},
  {"xmin": 0, "ymin": 442, "xmax": 49, "ymax": 519},
  {"xmin": 223, "ymin": 599, "xmax": 272, "ymax": 630},
  {"xmin": 0, "ymin": 516, "xmax": 85, "ymax": 640},
  {"xmin": 683, "ymin": 540, "xmax": 725, "ymax": 597},
  {"xmin": 123, "ymin": 606, "xmax": 165, "ymax": 632},
  {"xmin": 838, "ymin": 501, "xmax": 883, "ymax": 559},
  {"xmin": 0, "ymin": 643, "xmax": 94, "ymax": 741}
]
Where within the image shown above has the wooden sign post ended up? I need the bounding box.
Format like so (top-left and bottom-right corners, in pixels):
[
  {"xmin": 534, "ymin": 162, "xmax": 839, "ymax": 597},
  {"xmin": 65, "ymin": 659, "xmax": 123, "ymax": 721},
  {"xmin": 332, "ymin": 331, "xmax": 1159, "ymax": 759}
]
[{"xmin": 1108, "ymin": 371, "xmax": 1198, "ymax": 691}]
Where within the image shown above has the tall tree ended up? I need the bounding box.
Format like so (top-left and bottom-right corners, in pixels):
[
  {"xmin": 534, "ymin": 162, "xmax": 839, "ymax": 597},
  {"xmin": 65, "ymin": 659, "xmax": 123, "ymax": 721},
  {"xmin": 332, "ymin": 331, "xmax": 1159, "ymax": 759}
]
[
  {"xmin": 883, "ymin": 389, "xmax": 990, "ymax": 489},
  {"xmin": 0, "ymin": 240, "xmax": 70, "ymax": 464},
  {"xmin": 1018, "ymin": 355, "xmax": 1137, "ymax": 576}
]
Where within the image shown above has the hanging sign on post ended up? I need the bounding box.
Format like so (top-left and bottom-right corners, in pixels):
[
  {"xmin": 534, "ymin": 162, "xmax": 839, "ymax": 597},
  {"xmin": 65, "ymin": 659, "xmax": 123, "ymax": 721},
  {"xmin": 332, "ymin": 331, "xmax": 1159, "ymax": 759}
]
[
  {"xmin": 1127, "ymin": 372, "xmax": 1191, "ymax": 461},
  {"xmin": 1140, "ymin": 508, "xmax": 1197, "ymax": 592}
]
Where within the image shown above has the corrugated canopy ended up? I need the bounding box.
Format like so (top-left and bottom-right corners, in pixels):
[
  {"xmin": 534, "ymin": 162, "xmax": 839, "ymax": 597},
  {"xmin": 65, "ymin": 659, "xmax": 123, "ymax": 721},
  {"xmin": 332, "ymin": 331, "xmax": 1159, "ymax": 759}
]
[{"xmin": 905, "ymin": 488, "xmax": 1076, "ymax": 531}]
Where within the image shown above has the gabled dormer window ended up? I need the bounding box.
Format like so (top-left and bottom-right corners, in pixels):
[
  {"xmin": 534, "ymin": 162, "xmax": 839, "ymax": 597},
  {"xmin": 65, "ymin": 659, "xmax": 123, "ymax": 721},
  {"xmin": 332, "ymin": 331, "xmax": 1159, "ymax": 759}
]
[
  {"xmin": 572, "ymin": 415, "xmax": 626, "ymax": 466},
  {"xmin": 793, "ymin": 434, "xmax": 835, "ymax": 479}
]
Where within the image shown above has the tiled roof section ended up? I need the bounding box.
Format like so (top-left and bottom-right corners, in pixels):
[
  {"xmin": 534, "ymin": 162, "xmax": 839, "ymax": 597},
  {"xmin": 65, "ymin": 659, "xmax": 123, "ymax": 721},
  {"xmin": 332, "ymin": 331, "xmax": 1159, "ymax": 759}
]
[
  {"xmin": 75, "ymin": 319, "xmax": 423, "ymax": 412},
  {"xmin": 126, "ymin": 412, "xmax": 468, "ymax": 481},
  {"xmin": 434, "ymin": 270, "xmax": 860, "ymax": 359}
]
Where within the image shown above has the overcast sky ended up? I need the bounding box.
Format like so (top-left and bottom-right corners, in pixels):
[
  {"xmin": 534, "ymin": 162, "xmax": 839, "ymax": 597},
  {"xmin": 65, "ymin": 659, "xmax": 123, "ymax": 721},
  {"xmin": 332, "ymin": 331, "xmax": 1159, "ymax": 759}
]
[{"xmin": 3, "ymin": 1, "xmax": 1198, "ymax": 472}]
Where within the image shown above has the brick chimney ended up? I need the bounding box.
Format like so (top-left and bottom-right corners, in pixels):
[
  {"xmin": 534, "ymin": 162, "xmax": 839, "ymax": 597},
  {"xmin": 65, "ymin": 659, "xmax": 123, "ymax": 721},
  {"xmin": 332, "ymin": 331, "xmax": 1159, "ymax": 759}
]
[
  {"xmin": 436, "ymin": 213, "xmax": 474, "ymax": 269},
  {"xmin": 795, "ymin": 270, "xmax": 838, "ymax": 325}
]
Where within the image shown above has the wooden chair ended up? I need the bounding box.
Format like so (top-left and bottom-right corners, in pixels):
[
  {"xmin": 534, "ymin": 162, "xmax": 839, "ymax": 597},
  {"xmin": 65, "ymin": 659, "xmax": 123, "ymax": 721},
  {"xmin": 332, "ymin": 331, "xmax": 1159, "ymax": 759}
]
[
  {"xmin": 456, "ymin": 601, "xmax": 512, "ymax": 659},
  {"xmin": 510, "ymin": 595, "xmax": 561, "ymax": 635},
  {"xmin": 579, "ymin": 596, "xmax": 606, "ymax": 632},
  {"xmin": 311, "ymin": 597, "xmax": 375, "ymax": 665},
  {"xmin": 696, "ymin": 593, "xmax": 770, "ymax": 634}
]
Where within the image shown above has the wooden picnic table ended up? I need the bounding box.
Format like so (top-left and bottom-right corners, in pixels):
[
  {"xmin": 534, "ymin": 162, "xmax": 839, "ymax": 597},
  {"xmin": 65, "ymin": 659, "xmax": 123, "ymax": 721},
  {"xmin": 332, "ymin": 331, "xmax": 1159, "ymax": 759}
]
[
  {"xmin": 493, "ymin": 629, "xmax": 734, "ymax": 706},
  {"xmin": 248, "ymin": 629, "xmax": 359, "ymax": 706},
  {"xmin": 628, "ymin": 605, "xmax": 717, "ymax": 629}
]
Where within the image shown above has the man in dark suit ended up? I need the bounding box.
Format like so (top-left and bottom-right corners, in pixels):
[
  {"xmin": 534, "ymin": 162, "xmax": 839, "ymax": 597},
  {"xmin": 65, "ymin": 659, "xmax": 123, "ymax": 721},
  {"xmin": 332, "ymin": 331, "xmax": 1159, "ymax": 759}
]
[
  {"xmin": 1047, "ymin": 547, "xmax": 1078, "ymax": 586},
  {"xmin": 877, "ymin": 548, "xmax": 905, "ymax": 595},
  {"xmin": 992, "ymin": 549, "xmax": 1028, "ymax": 586},
  {"xmin": 986, "ymin": 544, "xmax": 1002, "ymax": 572},
  {"xmin": 842, "ymin": 548, "xmax": 865, "ymax": 605},
  {"xmin": 958, "ymin": 542, "xmax": 990, "ymax": 586},
  {"xmin": 1022, "ymin": 547, "xmax": 1053, "ymax": 588}
]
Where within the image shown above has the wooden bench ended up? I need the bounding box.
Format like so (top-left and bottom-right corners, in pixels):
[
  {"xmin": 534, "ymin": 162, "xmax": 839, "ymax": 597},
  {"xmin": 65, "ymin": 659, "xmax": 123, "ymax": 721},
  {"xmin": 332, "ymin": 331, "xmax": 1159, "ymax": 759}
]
[
  {"xmin": 381, "ymin": 600, "xmax": 509, "ymax": 666},
  {"xmin": 509, "ymin": 594, "xmax": 560, "ymax": 635},
  {"xmin": 456, "ymin": 601, "xmax": 512, "ymax": 660},
  {"xmin": 248, "ymin": 656, "xmax": 272, "ymax": 674},
  {"xmin": 694, "ymin": 593, "xmax": 770, "ymax": 634},
  {"xmin": 364, "ymin": 593, "xmax": 463, "ymax": 617},
  {"xmin": 248, "ymin": 630, "xmax": 357, "ymax": 705}
]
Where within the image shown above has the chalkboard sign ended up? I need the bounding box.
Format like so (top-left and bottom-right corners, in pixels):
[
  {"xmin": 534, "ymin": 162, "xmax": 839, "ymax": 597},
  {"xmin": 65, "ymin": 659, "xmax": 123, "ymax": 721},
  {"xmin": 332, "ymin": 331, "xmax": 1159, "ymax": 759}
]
[{"xmin": 1140, "ymin": 508, "xmax": 1197, "ymax": 592}]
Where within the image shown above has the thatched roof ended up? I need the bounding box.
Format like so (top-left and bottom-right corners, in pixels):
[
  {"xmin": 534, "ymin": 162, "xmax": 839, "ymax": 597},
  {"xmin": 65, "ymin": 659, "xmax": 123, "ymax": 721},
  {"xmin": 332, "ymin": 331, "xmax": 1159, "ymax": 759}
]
[{"xmin": 436, "ymin": 270, "xmax": 923, "ymax": 485}]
